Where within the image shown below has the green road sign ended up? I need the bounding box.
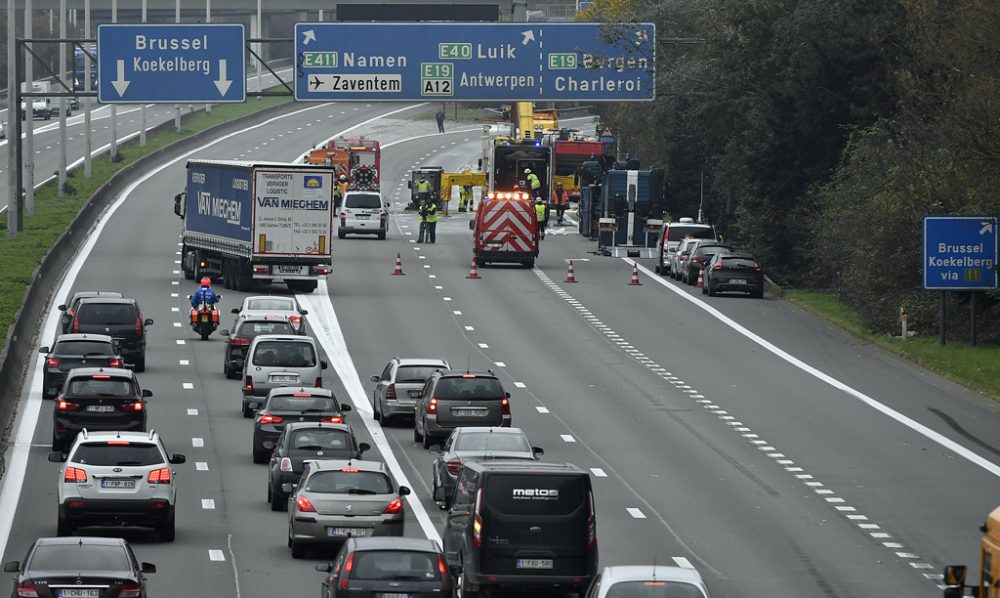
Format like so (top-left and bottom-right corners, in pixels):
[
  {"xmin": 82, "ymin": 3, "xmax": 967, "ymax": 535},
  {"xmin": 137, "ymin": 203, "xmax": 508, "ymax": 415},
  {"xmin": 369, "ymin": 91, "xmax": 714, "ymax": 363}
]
[
  {"xmin": 548, "ymin": 53, "xmax": 577, "ymax": 70},
  {"xmin": 302, "ymin": 52, "xmax": 338, "ymax": 68},
  {"xmin": 439, "ymin": 43, "xmax": 472, "ymax": 60}
]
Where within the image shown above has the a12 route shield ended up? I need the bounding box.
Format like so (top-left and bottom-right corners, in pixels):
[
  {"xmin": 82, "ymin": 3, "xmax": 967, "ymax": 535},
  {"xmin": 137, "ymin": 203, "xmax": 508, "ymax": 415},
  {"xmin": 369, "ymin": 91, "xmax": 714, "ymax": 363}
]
[{"xmin": 294, "ymin": 22, "xmax": 655, "ymax": 102}]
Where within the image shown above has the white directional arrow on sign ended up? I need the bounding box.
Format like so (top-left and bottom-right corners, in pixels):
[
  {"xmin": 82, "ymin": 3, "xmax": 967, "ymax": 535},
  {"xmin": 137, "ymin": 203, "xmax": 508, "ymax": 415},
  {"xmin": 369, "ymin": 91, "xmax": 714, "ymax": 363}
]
[
  {"xmin": 521, "ymin": 30, "xmax": 535, "ymax": 45},
  {"xmin": 111, "ymin": 60, "xmax": 130, "ymax": 96},
  {"xmin": 214, "ymin": 59, "xmax": 232, "ymax": 96},
  {"xmin": 302, "ymin": 29, "xmax": 316, "ymax": 46},
  {"xmin": 981, "ymin": 222, "xmax": 993, "ymax": 235}
]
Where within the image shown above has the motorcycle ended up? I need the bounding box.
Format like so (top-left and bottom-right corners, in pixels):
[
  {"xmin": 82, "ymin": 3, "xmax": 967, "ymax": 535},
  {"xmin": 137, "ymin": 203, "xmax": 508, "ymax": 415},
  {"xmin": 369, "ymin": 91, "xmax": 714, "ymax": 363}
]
[{"xmin": 188, "ymin": 295, "xmax": 222, "ymax": 340}]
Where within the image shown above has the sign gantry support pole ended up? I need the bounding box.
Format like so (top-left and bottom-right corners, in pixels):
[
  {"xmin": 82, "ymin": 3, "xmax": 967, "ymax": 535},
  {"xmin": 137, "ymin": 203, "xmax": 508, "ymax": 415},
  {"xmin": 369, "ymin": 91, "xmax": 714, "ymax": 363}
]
[
  {"xmin": 84, "ymin": 0, "xmax": 92, "ymax": 177},
  {"xmin": 139, "ymin": 0, "xmax": 147, "ymax": 146},
  {"xmin": 58, "ymin": 0, "xmax": 67, "ymax": 195},
  {"xmin": 110, "ymin": 0, "xmax": 118, "ymax": 159},
  {"xmin": 6, "ymin": 0, "xmax": 18, "ymax": 237},
  {"xmin": 24, "ymin": 0, "xmax": 35, "ymax": 216}
]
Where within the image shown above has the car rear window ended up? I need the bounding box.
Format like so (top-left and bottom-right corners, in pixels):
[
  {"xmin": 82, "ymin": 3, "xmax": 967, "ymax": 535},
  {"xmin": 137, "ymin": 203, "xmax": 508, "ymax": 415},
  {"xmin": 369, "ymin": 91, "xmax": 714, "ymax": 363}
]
[
  {"xmin": 70, "ymin": 442, "xmax": 164, "ymax": 466},
  {"xmin": 351, "ymin": 551, "xmax": 439, "ymax": 581},
  {"xmin": 75, "ymin": 303, "xmax": 136, "ymax": 325},
  {"xmin": 721, "ymin": 257, "xmax": 758, "ymax": 269},
  {"xmin": 245, "ymin": 298, "xmax": 296, "ymax": 311},
  {"xmin": 306, "ymin": 470, "xmax": 392, "ymax": 494},
  {"xmin": 235, "ymin": 321, "xmax": 295, "ymax": 339},
  {"xmin": 28, "ymin": 544, "xmax": 130, "ymax": 572},
  {"xmin": 455, "ymin": 432, "xmax": 530, "ymax": 453},
  {"xmin": 396, "ymin": 365, "xmax": 444, "ymax": 383},
  {"xmin": 67, "ymin": 378, "xmax": 134, "ymax": 397},
  {"xmin": 267, "ymin": 395, "xmax": 336, "ymax": 412},
  {"xmin": 345, "ymin": 193, "xmax": 382, "ymax": 209},
  {"xmin": 606, "ymin": 580, "xmax": 705, "ymax": 598},
  {"xmin": 252, "ymin": 341, "xmax": 316, "ymax": 367},
  {"xmin": 486, "ymin": 474, "xmax": 586, "ymax": 516},
  {"xmin": 667, "ymin": 226, "xmax": 715, "ymax": 242},
  {"xmin": 433, "ymin": 377, "xmax": 504, "ymax": 400},
  {"xmin": 54, "ymin": 341, "xmax": 114, "ymax": 356},
  {"xmin": 290, "ymin": 429, "xmax": 350, "ymax": 450}
]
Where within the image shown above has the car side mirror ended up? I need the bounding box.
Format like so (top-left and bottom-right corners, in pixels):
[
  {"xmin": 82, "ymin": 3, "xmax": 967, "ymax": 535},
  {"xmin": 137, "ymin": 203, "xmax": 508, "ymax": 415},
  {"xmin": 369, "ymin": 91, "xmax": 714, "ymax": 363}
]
[
  {"xmin": 339, "ymin": 404, "xmax": 352, "ymax": 412},
  {"xmin": 505, "ymin": 392, "xmax": 511, "ymax": 398},
  {"xmin": 39, "ymin": 346, "xmax": 50, "ymax": 354},
  {"xmin": 58, "ymin": 304, "xmax": 67, "ymax": 311},
  {"xmin": 320, "ymin": 360, "xmax": 328, "ymax": 370},
  {"xmin": 220, "ymin": 330, "xmax": 230, "ymax": 337},
  {"xmin": 398, "ymin": 486, "xmax": 411, "ymax": 496},
  {"xmin": 449, "ymin": 564, "xmax": 462, "ymax": 578},
  {"xmin": 144, "ymin": 319, "xmax": 153, "ymax": 326},
  {"xmin": 170, "ymin": 454, "xmax": 186, "ymax": 464},
  {"xmin": 358, "ymin": 442, "xmax": 371, "ymax": 454},
  {"xmin": 3, "ymin": 561, "xmax": 19, "ymax": 573},
  {"xmin": 231, "ymin": 308, "xmax": 239, "ymax": 314},
  {"xmin": 140, "ymin": 562, "xmax": 156, "ymax": 574},
  {"xmin": 281, "ymin": 483, "xmax": 297, "ymax": 494},
  {"xmin": 315, "ymin": 562, "xmax": 333, "ymax": 573},
  {"xmin": 142, "ymin": 389, "xmax": 153, "ymax": 398},
  {"xmin": 532, "ymin": 446, "xmax": 544, "ymax": 457},
  {"xmin": 299, "ymin": 309, "xmax": 308, "ymax": 316},
  {"xmin": 370, "ymin": 375, "xmax": 379, "ymax": 382},
  {"xmin": 47, "ymin": 451, "xmax": 66, "ymax": 463}
]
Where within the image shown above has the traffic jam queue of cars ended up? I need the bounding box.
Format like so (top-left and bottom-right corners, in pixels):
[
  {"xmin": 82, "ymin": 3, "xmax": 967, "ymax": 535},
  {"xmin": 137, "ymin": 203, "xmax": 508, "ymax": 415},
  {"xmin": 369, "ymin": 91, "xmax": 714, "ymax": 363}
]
[
  {"xmin": 654, "ymin": 218, "xmax": 766, "ymax": 299},
  {"xmin": 16, "ymin": 289, "xmax": 714, "ymax": 598}
]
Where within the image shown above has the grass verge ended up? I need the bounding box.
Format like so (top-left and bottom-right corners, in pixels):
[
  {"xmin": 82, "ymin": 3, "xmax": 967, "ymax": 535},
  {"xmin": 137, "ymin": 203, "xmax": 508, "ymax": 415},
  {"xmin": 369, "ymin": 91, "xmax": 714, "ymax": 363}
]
[
  {"xmin": 785, "ymin": 289, "xmax": 1000, "ymax": 400},
  {"xmin": 0, "ymin": 95, "xmax": 292, "ymax": 350}
]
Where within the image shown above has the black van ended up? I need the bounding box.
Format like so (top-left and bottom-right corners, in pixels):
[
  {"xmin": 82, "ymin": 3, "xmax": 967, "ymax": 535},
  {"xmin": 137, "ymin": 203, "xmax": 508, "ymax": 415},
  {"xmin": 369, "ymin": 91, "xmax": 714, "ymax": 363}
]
[
  {"xmin": 442, "ymin": 461, "xmax": 597, "ymax": 597},
  {"xmin": 71, "ymin": 298, "xmax": 153, "ymax": 372}
]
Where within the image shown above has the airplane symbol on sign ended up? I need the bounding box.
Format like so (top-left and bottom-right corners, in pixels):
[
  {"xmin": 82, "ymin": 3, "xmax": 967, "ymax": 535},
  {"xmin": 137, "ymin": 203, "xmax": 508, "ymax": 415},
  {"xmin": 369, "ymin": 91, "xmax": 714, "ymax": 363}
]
[{"xmin": 311, "ymin": 76, "xmax": 323, "ymax": 90}]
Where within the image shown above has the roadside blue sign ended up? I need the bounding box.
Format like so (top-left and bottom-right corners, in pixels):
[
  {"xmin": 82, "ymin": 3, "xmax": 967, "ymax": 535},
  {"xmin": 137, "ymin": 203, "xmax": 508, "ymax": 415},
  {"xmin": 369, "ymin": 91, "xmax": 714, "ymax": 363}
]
[
  {"xmin": 923, "ymin": 216, "xmax": 998, "ymax": 290},
  {"xmin": 294, "ymin": 23, "xmax": 655, "ymax": 102},
  {"xmin": 97, "ymin": 24, "xmax": 246, "ymax": 103}
]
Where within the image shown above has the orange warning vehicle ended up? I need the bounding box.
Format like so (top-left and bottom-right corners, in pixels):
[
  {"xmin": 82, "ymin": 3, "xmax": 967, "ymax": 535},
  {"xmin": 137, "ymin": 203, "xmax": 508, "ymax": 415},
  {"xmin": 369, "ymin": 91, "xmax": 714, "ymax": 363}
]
[
  {"xmin": 306, "ymin": 137, "xmax": 381, "ymax": 188},
  {"xmin": 472, "ymin": 191, "xmax": 539, "ymax": 269}
]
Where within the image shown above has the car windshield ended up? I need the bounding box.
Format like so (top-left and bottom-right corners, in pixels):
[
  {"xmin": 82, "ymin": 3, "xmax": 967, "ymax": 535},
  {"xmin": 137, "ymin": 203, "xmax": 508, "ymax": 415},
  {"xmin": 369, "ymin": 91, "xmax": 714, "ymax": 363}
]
[
  {"xmin": 54, "ymin": 341, "xmax": 113, "ymax": 356},
  {"xmin": 236, "ymin": 321, "xmax": 295, "ymax": 339},
  {"xmin": 70, "ymin": 293, "xmax": 121, "ymax": 310},
  {"xmin": 67, "ymin": 378, "xmax": 133, "ymax": 397},
  {"xmin": 345, "ymin": 193, "xmax": 382, "ymax": 209},
  {"xmin": 71, "ymin": 442, "xmax": 164, "ymax": 466},
  {"xmin": 721, "ymin": 257, "xmax": 758, "ymax": 269},
  {"xmin": 76, "ymin": 303, "xmax": 136, "ymax": 325},
  {"xmin": 667, "ymin": 226, "xmax": 715, "ymax": 242},
  {"xmin": 245, "ymin": 298, "xmax": 295, "ymax": 311},
  {"xmin": 290, "ymin": 429, "xmax": 350, "ymax": 450},
  {"xmin": 28, "ymin": 544, "xmax": 130, "ymax": 572},
  {"xmin": 351, "ymin": 551, "xmax": 439, "ymax": 581},
  {"xmin": 455, "ymin": 432, "xmax": 531, "ymax": 453},
  {"xmin": 267, "ymin": 395, "xmax": 336, "ymax": 412},
  {"xmin": 432, "ymin": 377, "xmax": 504, "ymax": 400},
  {"xmin": 305, "ymin": 470, "xmax": 391, "ymax": 494},
  {"xmin": 695, "ymin": 246, "xmax": 729, "ymax": 258},
  {"xmin": 605, "ymin": 580, "xmax": 705, "ymax": 598},
  {"xmin": 396, "ymin": 365, "xmax": 444, "ymax": 383},
  {"xmin": 252, "ymin": 341, "xmax": 316, "ymax": 367}
]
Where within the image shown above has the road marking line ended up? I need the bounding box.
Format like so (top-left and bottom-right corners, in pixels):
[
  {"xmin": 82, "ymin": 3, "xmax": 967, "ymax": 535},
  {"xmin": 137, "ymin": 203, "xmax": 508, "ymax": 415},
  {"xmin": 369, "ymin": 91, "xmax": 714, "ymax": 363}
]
[
  {"xmin": 208, "ymin": 549, "xmax": 225, "ymax": 561},
  {"xmin": 171, "ymin": 307, "xmax": 179, "ymax": 312},
  {"xmin": 477, "ymin": 342, "xmax": 488, "ymax": 348},
  {"xmin": 187, "ymin": 409, "xmax": 198, "ymax": 415},
  {"xmin": 673, "ymin": 557, "xmax": 694, "ymax": 569},
  {"xmin": 179, "ymin": 360, "xmax": 189, "ymax": 366},
  {"xmin": 183, "ymin": 383, "xmax": 194, "ymax": 389},
  {"xmin": 495, "ymin": 362, "xmax": 506, "ymax": 367},
  {"xmin": 560, "ymin": 434, "xmax": 575, "ymax": 443},
  {"xmin": 452, "ymin": 310, "xmax": 461, "ymax": 315},
  {"xmin": 464, "ymin": 326, "xmax": 474, "ymax": 331},
  {"xmin": 173, "ymin": 322, "xmax": 181, "ymax": 328},
  {"xmin": 626, "ymin": 507, "xmax": 646, "ymax": 519},
  {"xmin": 201, "ymin": 499, "xmax": 215, "ymax": 509},
  {"xmin": 176, "ymin": 340, "xmax": 186, "ymax": 345},
  {"xmin": 590, "ymin": 468, "xmax": 607, "ymax": 477},
  {"xmin": 196, "ymin": 461, "xmax": 209, "ymax": 471},
  {"xmin": 513, "ymin": 382, "xmax": 525, "ymax": 388},
  {"xmin": 535, "ymin": 406, "xmax": 549, "ymax": 413},
  {"xmin": 192, "ymin": 438, "xmax": 204, "ymax": 447},
  {"xmin": 170, "ymin": 293, "xmax": 179, "ymax": 298}
]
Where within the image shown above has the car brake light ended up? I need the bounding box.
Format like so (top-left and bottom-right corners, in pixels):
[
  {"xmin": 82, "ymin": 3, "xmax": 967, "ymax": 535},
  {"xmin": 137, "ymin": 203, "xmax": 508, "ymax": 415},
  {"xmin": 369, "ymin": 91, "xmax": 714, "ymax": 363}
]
[
  {"xmin": 446, "ymin": 460, "xmax": 462, "ymax": 476},
  {"xmin": 315, "ymin": 377, "xmax": 322, "ymax": 388},
  {"xmin": 462, "ymin": 374, "xmax": 476, "ymax": 378},
  {"xmin": 46, "ymin": 357, "xmax": 60, "ymax": 367},
  {"xmin": 106, "ymin": 440, "xmax": 130, "ymax": 446},
  {"xmin": 383, "ymin": 496, "xmax": 403, "ymax": 514},
  {"xmin": 280, "ymin": 457, "xmax": 292, "ymax": 472},
  {"xmin": 713, "ymin": 261, "xmax": 723, "ymax": 270},
  {"xmin": 437, "ymin": 554, "xmax": 448, "ymax": 576},
  {"xmin": 244, "ymin": 376, "xmax": 254, "ymax": 392},
  {"xmin": 644, "ymin": 581, "xmax": 666, "ymax": 587},
  {"xmin": 64, "ymin": 467, "xmax": 88, "ymax": 483},
  {"xmin": 147, "ymin": 468, "xmax": 171, "ymax": 484},
  {"xmin": 72, "ymin": 317, "xmax": 79, "ymax": 333},
  {"xmin": 321, "ymin": 416, "xmax": 343, "ymax": 424},
  {"xmin": 108, "ymin": 358, "xmax": 121, "ymax": 367},
  {"xmin": 232, "ymin": 337, "xmax": 251, "ymax": 347},
  {"xmin": 119, "ymin": 583, "xmax": 142, "ymax": 598},
  {"xmin": 135, "ymin": 314, "xmax": 143, "ymax": 338},
  {"xmin": 501, "ymin": 397, "xmax": 510, "ymax": 415},
  {"xmin": 123, "ymin": 401, "xmax": 144, "ymax": 412},
  {"xmin": 296, "ymin": 495, "xmax": 316, "ymax": 512},
  {"xmin": 289, "ymin": 315, "xmax": 301, "ymax": 325},
  {"xmin": 472, "ymin": 489, "xmax": 484, "ymax": 549},
  {"xmin": 57, "ymin": 399, "xmax": 80, "ymax": 411},
  {"xmin": 691, "ymin": 256, "xmax": 703, "ymax": 263},
  {"xmin": 92, "ymin": 374, "xmax": 111, "ymax": 380},
  {"xmin": 340, "ymin": 467, "xmax": 360, "ymax": 473},
  {"xmin": 385, "ymin": 384, "xmax": 396, "ymax": 400},
  {"xmin": 340, "ymin": 552, "xmax": 354, "ymax": 590},
  {"xmin": 292, "ymin": 393, "xmax": 313, "ymax": 397},
  {"xmin": 259, "ymin": 413, "xmax": 283, "ymax": 424},
  {"xmin": 15, "ymin": 583, "xmax": 39, "ymax": 598},
  {"xmin": 755, "ymin": 262, "xmax": 762, "ymax": 271},
  {"xmin": 427, "ymin": 398, "xmax": 438, "ymax": 414}
]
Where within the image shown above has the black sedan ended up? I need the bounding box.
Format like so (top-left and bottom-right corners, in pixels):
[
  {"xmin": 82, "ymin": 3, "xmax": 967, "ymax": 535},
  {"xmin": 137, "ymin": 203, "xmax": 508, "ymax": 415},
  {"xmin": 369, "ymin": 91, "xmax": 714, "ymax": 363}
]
[
  {"xmin": 57, "ymin": 290, "xmax": 123, "ymax": 335},
  {"xmin": 52, "ymin": 367, "xmax": 151, "ymax": 452},
  {"xmin": 431, "ymin": 426, "xmax": 542, "ymax": 507},
  {"xmin": 267, "ymin": 422, "xmax": 370, "ymax": 511},
  {"xmin": 703, "ymin": 251, "xmax": 765, "ymax": 298},
  {"xmin": 251, "ymin": 387, "xmax": 352, "ymax": 464},
  {"xmin": 39, "ymin": 334, "xmax": 123, "ymax": 399},
  {"xmin": 316, "ymin": 537, "xmax": 456, "ymax": 598},
  {"xmin": 3, "ymin": 536, "xmax": 155, "ymax": 598}
]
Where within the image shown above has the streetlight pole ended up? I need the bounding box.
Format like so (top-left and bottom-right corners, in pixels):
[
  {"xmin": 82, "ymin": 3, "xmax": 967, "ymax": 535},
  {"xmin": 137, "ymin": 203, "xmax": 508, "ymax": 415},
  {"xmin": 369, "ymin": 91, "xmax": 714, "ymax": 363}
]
[
  {"xmin": 139, "ymin": 0, "xmax": 146, "ymax": 146},
  {"xmin": 84, "ymin": 0, "xmax": 92, "ymax": 176},
  {"xmin": 24, "ymin": 0, "xmax": 35, "ymax": 216},
  {"xmin": 58, "ymin": 0, "xmax": 67, "ymax": 195},
  {"xmin": 110, "ymin": 0, "xmax": 118, "ymax": 159},
  {"xmin": 7, "ymin": 0, "xmax": 18, "ymax": 237}
]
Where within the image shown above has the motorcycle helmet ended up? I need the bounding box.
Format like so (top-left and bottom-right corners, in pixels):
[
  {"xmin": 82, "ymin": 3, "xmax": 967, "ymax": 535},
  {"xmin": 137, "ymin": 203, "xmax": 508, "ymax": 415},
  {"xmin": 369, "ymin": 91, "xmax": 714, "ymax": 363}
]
[
  {"xmin": 524, "ymin": 168, "xmax": 532, "ymax": 175},
  {"xmin": 201, "ymin": 277, "xmax": 212, "ymax": 287},
  {"xmin": 339, "ymin": 175, "xmax": 348, "ymax": 182}
]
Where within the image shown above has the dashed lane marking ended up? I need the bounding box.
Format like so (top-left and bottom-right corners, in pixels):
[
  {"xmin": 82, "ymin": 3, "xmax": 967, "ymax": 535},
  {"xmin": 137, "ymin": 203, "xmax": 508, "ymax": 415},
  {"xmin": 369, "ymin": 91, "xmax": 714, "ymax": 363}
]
[
  {"xmin": 192, "ymin": 438, "xmax": 204, "ymax": 447},
  {"xmin": 560, "ymin": 434, "xmax": 575, "ymax": 443},
  {"xmin": 202, "ymin": 499, "xmax": 215, "ymax": 509},
  {"xmin": 208, "ymin": 550, "xmax": 225, "ymax": 561},
  {"xmin": 187, "ymin": 409, "xmax": 198, "ymax": 415},
  {"xmin": 195, "ymin": 462, "xmax": 209, "ymax": 471},
  {"xmin": 535, "ymin": 406, "xmax": 549, "ymax": 413},
  {"xmin": 590, "ymin": 468, "xmax": 607, "ymax": 477},
  {"xmin": 182, "ymin": 383, "xmax": 194, "ymax": 389},
  {"xmin": 627, "ymin": 507, "xmax": 647, "ymax": 519},
  {"xmin": 179, "ymin": 360, "xmax": 189, "ymax": 366}
]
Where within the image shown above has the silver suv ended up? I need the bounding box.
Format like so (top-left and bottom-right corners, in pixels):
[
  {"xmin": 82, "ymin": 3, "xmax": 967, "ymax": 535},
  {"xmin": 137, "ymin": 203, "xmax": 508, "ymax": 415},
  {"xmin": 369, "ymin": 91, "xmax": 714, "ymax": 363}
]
[
  {"xmin": 370, "ymin": 357, "xmax": 450, "ymax": 426},
  {"xmin": 48, "ymin": 430, "xmax": 186, "ymax": 541},
  {"xmin": 242, "ymin": 335, "xmax": 328, "ymax": 418}
]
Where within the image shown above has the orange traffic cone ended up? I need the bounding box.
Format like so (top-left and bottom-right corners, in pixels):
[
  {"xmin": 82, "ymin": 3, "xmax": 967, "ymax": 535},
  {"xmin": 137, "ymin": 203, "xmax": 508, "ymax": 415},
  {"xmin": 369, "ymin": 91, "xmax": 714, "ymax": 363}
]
[
  {"xmin": 629, "ymin": 262, "xmax": 642, "ymax": 286},
  {"xmin": 565, "ymin": 260, "xmax": 578, "ymax": 283},
  {"xmin": 467, "ymin": 259, "xmax": 481, "ymax": 279},
  {"xmin": 392, "ymin": 253, "xmax": 405, "ymax": 276},
  {"xmin": 697, "ymin": 269, "xmax": 704, "ymax": 288}
]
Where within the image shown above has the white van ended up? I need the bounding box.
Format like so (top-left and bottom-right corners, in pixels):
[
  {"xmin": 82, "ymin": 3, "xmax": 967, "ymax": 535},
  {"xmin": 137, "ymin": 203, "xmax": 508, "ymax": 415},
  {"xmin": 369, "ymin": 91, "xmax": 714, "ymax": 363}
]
[{"xmin": 339, "ymin": 190, "xmax": 389, "ymax": 240}]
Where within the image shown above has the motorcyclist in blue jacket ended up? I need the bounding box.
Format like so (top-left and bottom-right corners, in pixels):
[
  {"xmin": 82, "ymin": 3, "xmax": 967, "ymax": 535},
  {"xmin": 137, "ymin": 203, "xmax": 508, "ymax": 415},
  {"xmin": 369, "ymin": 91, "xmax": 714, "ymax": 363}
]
[{"xmin": 190, "ymin": 277, "xmax": 219, "ymax": 308}]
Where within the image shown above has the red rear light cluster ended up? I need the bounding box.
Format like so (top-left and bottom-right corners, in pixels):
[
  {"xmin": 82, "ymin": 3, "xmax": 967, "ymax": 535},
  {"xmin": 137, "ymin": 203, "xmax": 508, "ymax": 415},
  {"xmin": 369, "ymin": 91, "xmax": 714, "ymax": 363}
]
[
  {"xmin": 15, "ymin": 583, "xmax": 38, "ymax": 597},
  {"xmin": 755, "ymin": 262, "xmax": 762, "ymax": 272},
  {"xmin": 122, "ymin": 401, "xmax": 144, "ymax": 412},
  {"xmin": 383, "ymin": 497, "xmax": 404, "ymax": 514},
  {"xmin": 446, "ymin": 460, "xmax": 463, "ymax": 477},
  {"xmin": 437, "ymin": 554, "xmax": 448, "ymax": 577},
  {"xmin": 244, "ymin": 376, "xmax": 254, "ymax": 392},
  {"xmin": 280, "ymin": 457, "xmax": 292, "ymax": 472},
  {"xmin": 427, "ymin": 398, "xmax": 438, "ymax": 414},
  {"xmin": 339, "ymin": 553, "xmax": 355, "ymax": 590},
  {"xmin": 135, "ymin": 315, "xmax": 143, "ymax": 338},
  {"xmin": 231, "ymin": 337, "xmax": 251, "ymax": 347},
  {"xmin": 471, "ymin": 489, "xmax": 484, "ymax": 549},
  {"xmin": 713, "ymin": 261, "xmax": 723, "ymax": 270},
  {"xmin": 46, "ymin": 358, "xmax": 60, "ymax": 368},
  {"xmin": 314, "ymin": 377, "xmax": 323, "ymax": 388},
  {"xmin": 107, "ymin": 358, "xmax": 121, "ymax": 367},
  {"xmin": 321, "ymin": 416, "xmax": 343, "ymax": 424},
  {"xmin": 385, "ymin": 384, "xmax": 396, "ymax": 401},
  {"xmin": 147, "ymin": 468, "xmax": 171, "ymax": 484},
  {"xmin": 57, "ymin": 399, "xmax": 80, "ymax": 411},
  {"xmin": 501, "ymin": 398, "xmax": 510, "ymax": 415},
  {"xmin": 314, "ymin": 266, "xmax": 330, "ymax": 276},
  {"xmin": 119, "ymin": 583, "xmax": 142, "ymax": 598},
  {"xmin": 72, "ymin": 318, "xmax": 80, "ymax": 333},
  {"xmin": 341, "ymin": 467, "xmax": 360, "ymax": 473},
  {"xmin": 259, "ymin": 413, "xmax": 284, "ymax": 425},
  {"xmin": 64, "ymin": 467, "xmax": 88, "ymax": 483},
  {"xmin": 296, "ymin": 495, "xmax": 316, "ymax": 513}
]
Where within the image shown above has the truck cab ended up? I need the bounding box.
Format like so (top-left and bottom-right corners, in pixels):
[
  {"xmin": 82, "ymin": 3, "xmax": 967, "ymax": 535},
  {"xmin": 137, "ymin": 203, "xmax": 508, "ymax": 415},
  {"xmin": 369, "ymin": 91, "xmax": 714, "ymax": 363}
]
[
  {"xmin": 943, "ymin": 505, "xmax": 1000, "ymax": 597},
  {"xmin": 408, "ymin": 166, "xmax": 444, "ymax": 210}
]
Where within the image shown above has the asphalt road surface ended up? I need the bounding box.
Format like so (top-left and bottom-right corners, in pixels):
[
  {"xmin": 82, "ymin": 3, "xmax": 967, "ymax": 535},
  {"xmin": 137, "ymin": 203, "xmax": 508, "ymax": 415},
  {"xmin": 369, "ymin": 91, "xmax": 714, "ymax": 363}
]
[{"xmin": 2, "ymin": 102, "xmax": 999, "ymax": 598}]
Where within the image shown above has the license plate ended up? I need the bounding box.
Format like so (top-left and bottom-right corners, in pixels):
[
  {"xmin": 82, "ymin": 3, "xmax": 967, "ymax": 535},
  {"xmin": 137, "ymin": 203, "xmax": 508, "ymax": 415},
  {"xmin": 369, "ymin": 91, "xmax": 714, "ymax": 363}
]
[
  {"xmin": 200, "ymin": 315, "xmax": 210, "ymax": 322},
  {"xmin": 59, "ymin": 590, "xmax": 100, "ymax": 598},
  {"xmin": 270, "ymin": 374, "xmax": 298, "ymax": 383},
  {"xmin": 101, "ymin": 479, "xmax": 136, "ymax": 489},
  {"xmin": 516, "ymin": 559, "xmax": 553, "ymax": 570},
  {"xmin": 407, "ymin": 390, "xmax": 421, "ymax": 398},
  {"xmin": 453, "ymin": 408, "xmax": 487, "ymax": 417},
  {"xmin": 730, "ymin": 278, "xmax": 747, "ymax": 284},
  {"xmin": 356, "ymin": 214, "xmax": 371, "ymax": 220},
  {"xmin": 85, "ymin": 405, "xmax": 115, "ymax": 413},
  {"xmin": 381, "ymin": 594, "xmax": 411, "ymax": 598},
  {"xmin": 276, "ymin": 265, "xmax": 307, "ymax": 275},
  {"xmin": 328, "ymin": 527, "xmax": 371, "ymax": 537}
]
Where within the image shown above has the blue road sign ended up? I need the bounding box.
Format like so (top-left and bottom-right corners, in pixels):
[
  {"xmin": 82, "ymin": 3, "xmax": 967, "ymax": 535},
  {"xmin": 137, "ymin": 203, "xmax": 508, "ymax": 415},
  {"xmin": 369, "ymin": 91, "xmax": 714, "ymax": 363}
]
[
  {"xmin": 923, "ymin": 216, "xmax": 998, "ymax": 290},
  {"xmin": 97, "ymin": 24, "xmax": 246, "ymax": 103},
  {"xmin": 294, "ymin": 23, "xmax": 655, "ymax": 102}
]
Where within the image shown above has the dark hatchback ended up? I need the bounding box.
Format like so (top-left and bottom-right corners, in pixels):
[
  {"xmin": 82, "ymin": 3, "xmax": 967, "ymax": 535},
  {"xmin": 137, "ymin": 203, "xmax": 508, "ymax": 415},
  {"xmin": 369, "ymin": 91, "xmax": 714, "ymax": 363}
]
[
  {"xmin": 413, "ymin": 371, "xmax": 512, "ymax": 450},
  {"xmin": 680, "ymin": 242, "xmax": 733, "ymax": 285},
  {"xmin": 3, "ymin": 536, "xmax": 155, "ymax": 598},
  {"xmin": 52, "ymin": 368, "xmax": 150, "ymax": 452},
  {"xmin": 703, "ymin": 251, "xmax": 765, "ymax": 298},
  {"xmin": 70, "ymin": 298, "xmax": 153, "ymax": 372},
  {"xmin": 220, "ymin": 316, "xmax": 296, "ymax": 379},
  {"xmin": 251, "ymin": 387, "xmax": 352, "ymax": 464},
  {"xmin": 267, "ymin": 422, "xmax": 370, "ymax": 511},
  {"xmin": 316, "ymin": 537, "xmax": 455, "ymax": 598},
  {"xmin": 57, "ymin": 291, "xmax": 123, "ymax": 335},
  {"xmin": 39, "ymin": 334, "xmax": 122, "ymax": 399}
]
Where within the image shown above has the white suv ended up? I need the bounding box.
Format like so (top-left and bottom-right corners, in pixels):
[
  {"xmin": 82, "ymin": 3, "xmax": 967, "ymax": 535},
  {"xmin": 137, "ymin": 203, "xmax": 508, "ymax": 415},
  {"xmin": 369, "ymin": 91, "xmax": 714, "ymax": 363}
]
[
  {"xmin": 48, "ymin": 429, "xmax": 186, "ymax": 541},
  {"xmin": 339, "ymin": 191, "xmax": 389, "ymax": 240}
]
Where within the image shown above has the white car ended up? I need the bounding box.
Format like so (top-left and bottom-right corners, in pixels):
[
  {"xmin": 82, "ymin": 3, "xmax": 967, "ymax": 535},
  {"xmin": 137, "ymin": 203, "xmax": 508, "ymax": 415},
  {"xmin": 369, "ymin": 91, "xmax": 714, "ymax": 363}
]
[
  {"xmin": 339, "ymin": 191, "xmax": 389, "ymax": 240},
  {"xmin": 232, "ymin": 295, "xmax": 307, "ymax": 334},
  {"xmin": 585, "ymin": 565, "xmax": 712, "ymax": 597},
  {"xmin": 0, "ymin": 120, "xmax": 6, "ymax": 139},
  {"xmin": 48, "ymin": 429, "xmax": 186, "ymax": 541}
]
